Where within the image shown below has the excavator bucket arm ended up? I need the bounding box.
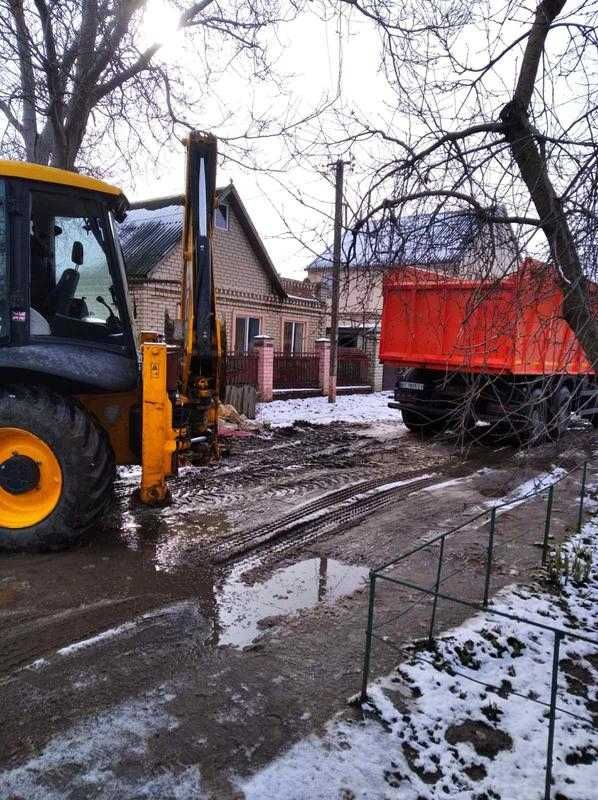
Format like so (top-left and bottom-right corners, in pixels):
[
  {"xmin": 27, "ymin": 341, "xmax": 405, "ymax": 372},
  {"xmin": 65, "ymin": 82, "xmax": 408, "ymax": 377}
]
[{"xmin": 139, "ymin": 132, "xmax": 222, "ymax": 504}]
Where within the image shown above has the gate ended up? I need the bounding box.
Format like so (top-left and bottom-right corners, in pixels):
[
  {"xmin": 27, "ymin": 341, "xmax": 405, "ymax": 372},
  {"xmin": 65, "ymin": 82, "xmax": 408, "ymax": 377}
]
[
  {"xmin": 225, "ymin": 352, "xmax": 258, "ymax": 387},
  {"xmin": 273, "ymin": 352, "xmax": 319, "ymax": 389},
  {"xmin": 337, "ymin": 348, "xmax": 370, "ymax": 386}
]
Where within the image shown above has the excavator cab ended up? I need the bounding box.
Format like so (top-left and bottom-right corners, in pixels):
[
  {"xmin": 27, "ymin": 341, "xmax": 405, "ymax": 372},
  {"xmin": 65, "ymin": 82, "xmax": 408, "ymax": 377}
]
[
  {"xmin": 0, "ymin": 166, "xmax": 137, "ymax": 388},
  {"xmin": 0, "ymin": 133, "xmax": 222, "ymax": 552},
  {"xmin": 29, "ymin": 191, "xmax": 130, "ymax": 345}
]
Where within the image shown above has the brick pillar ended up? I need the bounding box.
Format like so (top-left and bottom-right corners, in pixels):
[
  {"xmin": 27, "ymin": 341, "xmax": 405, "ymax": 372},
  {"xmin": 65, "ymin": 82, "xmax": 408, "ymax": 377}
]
[
  {"xmin": 253, "ymin": 334, "xmax": 274, "ymax": 402},
  {"xmin": 315, "ymin": 337, "xmax": 331, "ymax": 395},
  {"xmin": 365, "ymin": 330, "xmax": 383, "ymax": 391}
]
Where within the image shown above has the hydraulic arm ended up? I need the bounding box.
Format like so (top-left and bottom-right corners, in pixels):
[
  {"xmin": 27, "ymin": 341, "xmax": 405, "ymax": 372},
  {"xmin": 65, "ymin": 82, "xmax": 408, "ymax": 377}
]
[{"xmin": 139, "ymin": 132, "xmax": 223, "ymax": 503}]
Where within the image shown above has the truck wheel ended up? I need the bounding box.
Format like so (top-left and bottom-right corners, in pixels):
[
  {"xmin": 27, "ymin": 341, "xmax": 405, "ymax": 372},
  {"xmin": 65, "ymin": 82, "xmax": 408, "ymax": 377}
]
[
  {"xmin": 548, "ymin": 385, "xmax": 572, "ymax": 440},
  {"xmin": 0, "ymin": 386, "xmax": 115, "ymax": 552},
  {"xmin": 524, "ymin": 388, "xmax": 549, "ymax": 445},
  {"xmin": 401, "ymin": 408, "xmax": 446, "ymax": 435}
]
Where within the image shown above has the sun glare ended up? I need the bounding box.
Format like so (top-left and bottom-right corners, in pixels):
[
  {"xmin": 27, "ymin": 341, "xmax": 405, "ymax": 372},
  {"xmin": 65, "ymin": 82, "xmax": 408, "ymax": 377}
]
[{"xmin": 139, "ymin": 0, "xmax": 180, "ymax": 48}]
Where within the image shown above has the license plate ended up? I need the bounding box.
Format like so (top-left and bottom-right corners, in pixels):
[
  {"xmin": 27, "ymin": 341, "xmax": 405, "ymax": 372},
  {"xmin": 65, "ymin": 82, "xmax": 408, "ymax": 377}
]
[{"xmin": 399, "ymin": 381, "xmax": 425, "ymax": 391}]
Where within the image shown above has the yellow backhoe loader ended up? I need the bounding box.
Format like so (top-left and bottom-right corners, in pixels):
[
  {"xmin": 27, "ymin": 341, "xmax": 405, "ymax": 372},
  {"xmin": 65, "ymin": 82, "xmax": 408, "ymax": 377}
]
[{"xmin": 0, "ymin": 132, "xmax": 223, "ymax": 551}]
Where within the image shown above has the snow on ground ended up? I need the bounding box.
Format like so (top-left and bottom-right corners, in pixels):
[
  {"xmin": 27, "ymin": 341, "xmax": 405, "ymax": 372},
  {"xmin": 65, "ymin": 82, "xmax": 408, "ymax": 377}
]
[
  {"xmin": 256, "ymin": 392, "xmax": 405, "ymax": 428},
  {"xmin": 237, "ymin": 520, "xmax": 598, "ymax": 800},
  {"xmin": 0, "ymin": 687, "xmax": 207, "ymax": 800}
]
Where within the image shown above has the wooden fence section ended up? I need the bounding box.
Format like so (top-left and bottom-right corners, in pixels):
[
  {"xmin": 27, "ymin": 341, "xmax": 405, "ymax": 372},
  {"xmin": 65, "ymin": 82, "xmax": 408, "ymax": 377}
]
[
  {"xmin": 226, "ymin": 352, "xmax": 258, "ymax": 387},
  {"xmin": 273, "ymin": 352, "xmax": 320, "ymax": 389},
  {"xmin": 337, "ymin": 348, "xmax": 370, "ymax": 386},
  {"xmin": 224, "ymin": 385, "xmax": 257, "ymax": 418}
]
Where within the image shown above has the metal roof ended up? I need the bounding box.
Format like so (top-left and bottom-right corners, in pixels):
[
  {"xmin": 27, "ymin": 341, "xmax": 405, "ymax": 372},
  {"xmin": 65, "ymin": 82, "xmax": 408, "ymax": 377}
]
[
  {"xmin": 309, "ymin": 210, "xmax": 481, "ymax": 270},
  {"xmin": 120, "ymin": 186, "xmax": 287, "ymax": 299},
  {"xmin": 0, "ymin": 159, "xmax": 123, "ymax": 197},
  {"xmin": 119, "ymin": 202, "xmax": 183, "ymax": 280}
]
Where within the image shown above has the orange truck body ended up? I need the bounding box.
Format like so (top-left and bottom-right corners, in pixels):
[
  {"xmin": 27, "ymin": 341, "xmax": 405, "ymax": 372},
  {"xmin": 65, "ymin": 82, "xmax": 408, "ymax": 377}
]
[{"xmin": 380, "ymin": 258, "xmax": 595, "ymax": 377}]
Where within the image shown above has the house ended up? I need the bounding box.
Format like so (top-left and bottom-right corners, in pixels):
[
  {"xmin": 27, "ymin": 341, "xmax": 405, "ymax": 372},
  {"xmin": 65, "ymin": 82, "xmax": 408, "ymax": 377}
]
[
  {"xmin": 120, "ymin": 184, "xmax": 325, "ymax": 354},
  {"xmin": 307, "ymin": 209, "xmax": 519, "ymax": 389}
]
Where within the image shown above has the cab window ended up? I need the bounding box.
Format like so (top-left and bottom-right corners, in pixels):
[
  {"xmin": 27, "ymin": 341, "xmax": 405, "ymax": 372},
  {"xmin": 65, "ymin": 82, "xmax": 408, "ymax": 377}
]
[{"xmin": 30, "ymin": 190, "xmax": 123, "ymax": 344}]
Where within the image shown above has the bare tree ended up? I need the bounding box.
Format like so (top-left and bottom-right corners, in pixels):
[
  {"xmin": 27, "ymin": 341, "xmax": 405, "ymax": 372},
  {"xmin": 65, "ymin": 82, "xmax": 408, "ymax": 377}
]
[
  {"xmin": 0, "ymin": 0, "xmax": 294, "ymax": 173},
  {"xmin": 326, "ymin": 0, "xmax": 598, "ymax": 369}
]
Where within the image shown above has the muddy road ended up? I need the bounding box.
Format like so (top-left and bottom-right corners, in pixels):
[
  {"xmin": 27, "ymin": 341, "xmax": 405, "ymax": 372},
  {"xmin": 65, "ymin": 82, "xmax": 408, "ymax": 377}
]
[{"xmin": 1, "ymin": 417, "xmax": 596, "ymax": 799}]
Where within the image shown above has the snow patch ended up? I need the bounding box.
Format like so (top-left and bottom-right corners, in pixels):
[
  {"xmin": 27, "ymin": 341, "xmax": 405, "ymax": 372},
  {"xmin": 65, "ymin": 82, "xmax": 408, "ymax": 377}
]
[
  {"xmin": 237, "ymin": 518, "xmax": 598, "ymax": 799},
  {"xmin": 257, "ymin": 391, "xmax": 404, "ymax": 428},
  {"xmin": 0, "ymin": 689, "xmax": 206, "ymax": 800},
  {"xmin": 57, "ymin": 620, "xmax": 139, "ymax": 656}
]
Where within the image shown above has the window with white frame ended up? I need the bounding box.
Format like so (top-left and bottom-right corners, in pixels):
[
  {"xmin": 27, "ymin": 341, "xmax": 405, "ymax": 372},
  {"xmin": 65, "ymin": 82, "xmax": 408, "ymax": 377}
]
[
  {"xmin": 235, "ymin": 316, "xmax": 260, "ymax": 352},
  {"xmin": 283, "ymin": 321, "xmax": 304, "ymax": 353},
  {"xmin": 214, "ymin": 203, "xmax": 229, "ymax": 231}
]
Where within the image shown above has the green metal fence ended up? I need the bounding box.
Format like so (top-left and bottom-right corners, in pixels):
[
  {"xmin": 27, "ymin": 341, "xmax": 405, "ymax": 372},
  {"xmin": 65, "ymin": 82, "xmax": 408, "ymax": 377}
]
[{"xmin": 359, "ymin": 460, "xmax": 597, "ymax": 800}]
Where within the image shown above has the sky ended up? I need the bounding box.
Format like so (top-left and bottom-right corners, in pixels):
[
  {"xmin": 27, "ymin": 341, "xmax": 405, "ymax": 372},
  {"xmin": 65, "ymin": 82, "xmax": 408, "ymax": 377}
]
[
  {"xmin": 103, "ymin": 0, "xmax": 593, "ymax": 282},
  {"xmin": 1, "ymin": 1, "xmax": 591, "ymax": 281},
  {"xmin": 120, "ymin": 1, "xmax": 389, "ymax": 280}
]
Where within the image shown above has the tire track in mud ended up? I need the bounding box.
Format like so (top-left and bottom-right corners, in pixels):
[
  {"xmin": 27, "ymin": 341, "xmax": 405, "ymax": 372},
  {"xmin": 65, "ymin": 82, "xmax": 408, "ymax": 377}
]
[
  {"xmin": 169, "ymin": 470, "xmax": 384, "ymax": 514},
  {"xmin": 209, "ymin": 467, "xmax": 459, "ymax": 566},
  {"xmin": 160, "ymin": 436, "xmax": 447, "ymax": 517},
  {"xmin": 0, "ymin": 596, "xmax": 146, "ymax": 679}
]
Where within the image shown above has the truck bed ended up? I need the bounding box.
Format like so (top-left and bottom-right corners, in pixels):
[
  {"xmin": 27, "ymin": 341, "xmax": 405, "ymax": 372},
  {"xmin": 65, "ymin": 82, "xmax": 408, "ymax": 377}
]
[{"xmin": 380, "ymin": 258, "xmax": 594, "ymax": 376}]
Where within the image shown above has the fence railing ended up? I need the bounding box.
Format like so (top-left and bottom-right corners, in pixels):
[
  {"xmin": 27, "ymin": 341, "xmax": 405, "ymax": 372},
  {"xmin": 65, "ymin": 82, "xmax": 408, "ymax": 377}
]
[
  {"xmin": 273, "ymin": 351, "xmax": 320, "ymax": 389},
  {"xmin": 338, "ymin": 348, "xmax": 370, "ymax": 386},
  {"xmin": 225, "ymin": 351, "xmax": 258, "ymax": 387},
  {"xmin": 359, "ymin": 461, "xmax": 597, "ymax": 800}
]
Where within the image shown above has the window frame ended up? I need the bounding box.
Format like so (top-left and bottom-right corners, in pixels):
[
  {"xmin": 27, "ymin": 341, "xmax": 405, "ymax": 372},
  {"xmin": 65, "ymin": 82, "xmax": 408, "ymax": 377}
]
[
  {"xmin": 234, "ymin": 313, "xmax": 261, "ymax": 353},
  {"xmin": 26, "ymin": 181, "xmax": 136, "ymax": 356},
  {"xmin": 0, "ymin": 179, "xmax": 10, "ymax": 342},
  {"xmin": 283, "ymin": 319, "xmax": 305, "ymax": 354},
  {"xmin": 214, "ymin": 203, "xmax": 229, "ymax": 231}
]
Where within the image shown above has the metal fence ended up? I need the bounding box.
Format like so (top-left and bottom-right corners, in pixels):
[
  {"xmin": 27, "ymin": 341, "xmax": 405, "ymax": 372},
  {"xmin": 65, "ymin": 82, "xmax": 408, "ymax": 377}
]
[
  {"xmin": 338, "ymin": 347, "xmax": 370, "ymax": 386},
  {"xmin": 273, "ymin": 351, "xmax": 320, "ymax": 389},
  {"xmin": 225, "ymin": 351, "xmax": 258, "ymax": 387},
  {"xmin": 359, "ymin": 461, "xmax": 597, "ymax": 800}
]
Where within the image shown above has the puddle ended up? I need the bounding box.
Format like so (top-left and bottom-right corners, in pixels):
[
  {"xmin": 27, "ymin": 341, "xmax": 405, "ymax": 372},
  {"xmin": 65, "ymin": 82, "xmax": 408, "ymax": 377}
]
[
  {"xmin": 153, "ymin": 511, "xmax": 232, "ymax": 572},
  {"xmin": 211, "ymin": 558, "xmax": 368, "ymax": 648}
]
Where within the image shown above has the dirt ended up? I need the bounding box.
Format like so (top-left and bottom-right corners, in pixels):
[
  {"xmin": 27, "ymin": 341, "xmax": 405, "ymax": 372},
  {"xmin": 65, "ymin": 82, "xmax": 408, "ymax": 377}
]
[
  {"xmin": 0, "ymin": 418, "xmax": 596, "ymax": 799},
  {"xmin": 445, "ymin": 719, "xmax": 513, "ymax": 759},
  {"xmin": 402, "ymin": 741, "xmax": 443, "ymax": 784}
]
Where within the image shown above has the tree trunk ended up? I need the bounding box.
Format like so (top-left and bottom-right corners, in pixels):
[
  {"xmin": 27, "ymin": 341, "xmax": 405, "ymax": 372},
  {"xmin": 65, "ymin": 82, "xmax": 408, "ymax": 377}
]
[
  {"xmin": 500, "ymin": 100, "xmax": 598, "ymax": 369},
  {"xmin": 498, "ymin": 0, "xmax": 598, "ymax": 370}
]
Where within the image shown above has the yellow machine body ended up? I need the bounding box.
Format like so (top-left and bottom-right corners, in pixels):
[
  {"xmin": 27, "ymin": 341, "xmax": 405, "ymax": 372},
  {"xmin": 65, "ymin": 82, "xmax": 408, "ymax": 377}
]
[
  {"xmin": 91, "ymin": 133, "xmax": 221, "ymax": 501},
  {"xmin": 0, "ymin": 134, "xmax": 222, "ymax": 550},
  {"xmin": 76, "ymin": 391, "xmax": 139, "ymax": 465},
  {"xmin": 139, "ymin": 343, "xmax": 179, "ymax": 503}
]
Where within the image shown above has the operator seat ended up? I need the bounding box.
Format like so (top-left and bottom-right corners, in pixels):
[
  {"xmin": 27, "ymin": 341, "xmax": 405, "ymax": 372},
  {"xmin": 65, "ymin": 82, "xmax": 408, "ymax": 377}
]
[{"xmin": 46, "ymin": 268, "xmax": 80, "ymax": 316}]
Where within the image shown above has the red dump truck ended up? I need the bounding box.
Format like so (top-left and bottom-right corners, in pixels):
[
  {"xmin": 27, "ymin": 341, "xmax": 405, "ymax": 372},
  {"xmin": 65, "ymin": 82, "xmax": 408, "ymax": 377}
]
[{"xmin": 380, "ymin": 258, "xmax": 598, "ymax": 441}]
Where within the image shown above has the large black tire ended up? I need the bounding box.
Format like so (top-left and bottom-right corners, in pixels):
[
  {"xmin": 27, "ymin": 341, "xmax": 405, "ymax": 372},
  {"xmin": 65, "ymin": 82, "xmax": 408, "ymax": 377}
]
[
  {"xmin": 0, "ymin": 385, "xmax": 115, "ymax": 552},
  {"xmin": 398, "ymin": 368, "xmax": 447, "ymax": 436},
  {"xmin": 401, "ymin": 408, "xmax": 447, "ymax": 435}
]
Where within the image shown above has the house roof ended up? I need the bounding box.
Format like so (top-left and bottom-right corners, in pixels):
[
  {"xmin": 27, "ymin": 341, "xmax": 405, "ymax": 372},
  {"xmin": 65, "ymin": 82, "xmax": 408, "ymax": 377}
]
[
  {"xmin": 309, "ymin": 209, "xmax": 481, "ymax": 270},
  {"xmin": 279, "ymin": 276, "xmax": 320, "ymax": 301},
  {"xmin": 119, "ymin": 185, "xmax": 286, "ymax": 298},
  {"xmin": 119, "ymin": 201, "xmax": 182, "ymax": 280}
]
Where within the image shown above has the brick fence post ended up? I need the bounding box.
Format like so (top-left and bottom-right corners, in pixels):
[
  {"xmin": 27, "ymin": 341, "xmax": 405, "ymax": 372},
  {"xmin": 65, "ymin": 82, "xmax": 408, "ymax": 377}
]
[
  {"xmin": 365, "ymin": 331, "xmax": 383, "ymax": 391},
  {"xmin": 253, "ymin": 334, "xmax": 274, "ymax": 402},
  {"xmin": 315, "ymin": 338, "xmax": 331, "ymax": 395}
]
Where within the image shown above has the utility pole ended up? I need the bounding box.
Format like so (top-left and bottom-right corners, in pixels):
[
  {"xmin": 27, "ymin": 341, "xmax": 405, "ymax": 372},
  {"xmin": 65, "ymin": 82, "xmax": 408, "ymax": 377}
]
[{"xmin": 328, "ymin": 159, "xmax": 344, "ymax": 403}]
